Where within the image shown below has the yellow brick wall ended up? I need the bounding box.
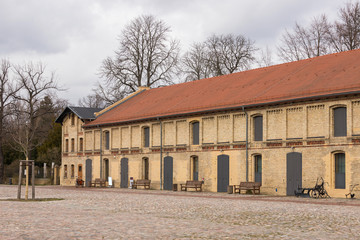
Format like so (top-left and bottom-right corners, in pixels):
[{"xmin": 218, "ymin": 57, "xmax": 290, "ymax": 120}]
[{"xmin": 60, "ymin": 97, "xmax": 360, "ymax": 198}]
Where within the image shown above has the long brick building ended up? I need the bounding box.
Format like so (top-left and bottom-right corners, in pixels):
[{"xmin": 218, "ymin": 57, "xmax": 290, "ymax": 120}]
[{"xmin": 56, "ymin": 49, "xmax": 360, "ymax": 198}]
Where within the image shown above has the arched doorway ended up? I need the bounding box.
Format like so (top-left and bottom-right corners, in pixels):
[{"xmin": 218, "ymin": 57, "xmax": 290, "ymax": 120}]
[{"xmin": 143, "ymin": 157, "xmax": 149, "ymax": 180}]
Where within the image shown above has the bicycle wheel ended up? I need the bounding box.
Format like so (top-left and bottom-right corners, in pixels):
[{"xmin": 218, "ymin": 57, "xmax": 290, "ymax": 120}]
[{"xmin": 310, "ymin": 189, "xmax": 320, "ymax": 198}]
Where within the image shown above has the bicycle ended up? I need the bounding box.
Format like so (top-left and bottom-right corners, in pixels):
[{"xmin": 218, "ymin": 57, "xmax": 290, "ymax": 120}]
[{"xmin": 345, "ymin": 184, "xmax": 359, "ymax": 199}]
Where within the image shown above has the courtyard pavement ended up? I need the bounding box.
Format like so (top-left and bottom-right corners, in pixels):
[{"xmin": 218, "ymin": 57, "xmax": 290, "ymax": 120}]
[{"xmin": 1, "ymin": 185, "xmax": 360, "ymax": 239}]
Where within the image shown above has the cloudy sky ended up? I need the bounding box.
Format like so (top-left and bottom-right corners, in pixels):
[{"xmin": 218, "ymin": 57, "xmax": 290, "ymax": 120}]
[{"xmin": 0, "ymin": 0, "xmax": 347, "ymax": 105}]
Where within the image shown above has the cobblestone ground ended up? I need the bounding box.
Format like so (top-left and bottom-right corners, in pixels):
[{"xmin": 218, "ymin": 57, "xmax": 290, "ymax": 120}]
[{"xmin": 1, "ymin": 185, "xmax": 360, "ymax": 240}]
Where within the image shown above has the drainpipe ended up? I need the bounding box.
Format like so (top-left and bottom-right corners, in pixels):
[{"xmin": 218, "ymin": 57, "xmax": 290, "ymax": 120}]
[
  {"xmin": 99, "ymin": 126, "xmax": 103, "ymax": 179},
  {"xmin": 158, "ymin": 117, "xmax": 163, "ymax": 190},
  {"xmin": 242, "ymin": 107, "xmax": 249, "ymax": 182}
]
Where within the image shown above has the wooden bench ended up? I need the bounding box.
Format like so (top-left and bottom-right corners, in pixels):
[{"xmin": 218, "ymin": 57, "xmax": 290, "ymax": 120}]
[
  {"xmin": 133, "ymin": 179, "xmax": 151, "ymax": 189},
  {"xmin": 234, "ymin": 182, "xmax": 261, "ymax": 194},
  {"xmin": 180, "ymin": 180, "xmax": 203, "ymax": 192},
  {"xmin": 90, "ymin": 178, "xmax": 106, "ymax": 187}
]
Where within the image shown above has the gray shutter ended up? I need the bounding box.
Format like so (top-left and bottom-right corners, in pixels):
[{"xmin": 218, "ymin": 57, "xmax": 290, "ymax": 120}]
[
  {"xmin": 254, "ymin": 116, "xmax": 263, "ymax": 141},
  {"xmin": 120, "ymin": 158, "xmax": 128, "ymax": 188},
  {"xmin": 334, "ymin": 107, "xmax": 347, "ymax": 137},
  {"xmin": 335, "ymin": 153, "xmax": 345, "ymax": 189},
  {"xmin": 105, "ymin": 131, "xmax": 110, "ymax": 150},
  {"xmin": 164, "ymin": 156, "xmax": 173, "ymax": 190},
  {"xmin": 192, "ymin": 122, "xmax": 199, "ymax": 145},
  {"xmin": 286, "ymin": 152, "xmax": 302, "ymax": 196},
  {"xmin": 144, "ymin": 127, "xmax": 150, "ymax": 147},
  {"xmin": 254, "ymin": 155, "xmax": 262, "ymax": 184}
]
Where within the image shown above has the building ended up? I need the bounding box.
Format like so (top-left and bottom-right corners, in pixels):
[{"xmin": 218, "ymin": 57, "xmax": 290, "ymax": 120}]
[
  {"xmin": 57, "ymin": 49, "xmax": 360, "ymax": 198},
  {"xmin": 55, "ymin": 106, "xmax": 103, "ymax": 186}
]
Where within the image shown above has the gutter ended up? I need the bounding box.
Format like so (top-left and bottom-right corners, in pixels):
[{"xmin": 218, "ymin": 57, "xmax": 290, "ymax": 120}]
[
  {"xmin": 242, "ymin": 106, "xmax": 249, "ymax": 182},
  {"xmin": 99, "ymin": 126, "xmax": 103, "ymax": 179},
  {"xmin": 158, "ymin": 117, "xmax": 163, "ymax": 190}
]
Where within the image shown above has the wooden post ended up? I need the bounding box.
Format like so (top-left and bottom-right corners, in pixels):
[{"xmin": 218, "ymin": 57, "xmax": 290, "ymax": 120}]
[
  {"xmin": 17, "ymin": 161, "xmax": 23, "ymax": 199},
  {"xmin": 32, "ymin": 161, "xmax": 35, "ymax": 200}
]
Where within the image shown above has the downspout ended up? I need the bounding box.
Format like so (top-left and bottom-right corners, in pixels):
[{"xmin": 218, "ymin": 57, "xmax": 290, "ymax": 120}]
[
  {"xmin": 242, "ymin": 106, "xmax": 249, "ymax": 182},
  {"xmin": 99, "ymin": 126, "xmax": 103, "ymax": 179},
  {"xmin": 158, "ymin": 117, "xmax": 163, "ymax": 190}
]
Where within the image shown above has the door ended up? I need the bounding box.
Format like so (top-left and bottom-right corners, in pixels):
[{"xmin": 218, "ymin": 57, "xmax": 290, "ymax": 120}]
[
  {"xmin": 254, "ymin": 155, "xmax": 262, "ymax": 184},
  {"xmin": 163, "ymin": 156, "xmax": 173, "ymax": 190},
  {"xmin": 78, "ymin": 164, "xmax": 83, "ymax": 179},
  {"xmin": 192, "ymin": 156, "xmax": 199, "ymax": 181},
  {"xmin": 286, "ymin": 152, "xmax": 302, "ymax": 196},
  {"xmin": 85, "ymin": 159, "xmax": 92, "ymax": 187},
  {"xmin": 104, "ymin": 159, "xmax": 109, "ymax": 180},
  {"xmin": 335, "ymin": 153, "xmax": 345, "ymax": 189},
  {"xmin": 121, "ymin": 158, "xmax": 128, "ymax": 188},
  {"xmin": 143, "ymin": 158, "xmax": 149, "ymax": 180},
  {"xmin": 217, "ymin": 155, "xmax": 229, "ymax": 192}
]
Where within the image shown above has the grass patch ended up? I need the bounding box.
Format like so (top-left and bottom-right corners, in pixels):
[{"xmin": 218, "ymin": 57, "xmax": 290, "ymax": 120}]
[{"xmin": 0, "ymin": 198, "xmax": 64, "ymax": 202}]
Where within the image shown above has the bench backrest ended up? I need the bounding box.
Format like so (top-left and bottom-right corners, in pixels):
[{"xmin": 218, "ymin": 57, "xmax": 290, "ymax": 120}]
[
  {"xmin": 136, "ymin": 179, "xmax": 151, "ymax": 184},
  {"xmin": 240, "ymin": 182, "xmax": 261, "ymax": 187},
  {"xmin": 186, "ymin": 180, "xmax": 203, "ymax": 186}
]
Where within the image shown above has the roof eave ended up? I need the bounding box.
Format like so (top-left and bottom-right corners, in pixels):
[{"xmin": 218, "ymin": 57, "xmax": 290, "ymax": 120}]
[{"xmin": 83, "ymin": 90, "xmax": 360, "ymax": 129}]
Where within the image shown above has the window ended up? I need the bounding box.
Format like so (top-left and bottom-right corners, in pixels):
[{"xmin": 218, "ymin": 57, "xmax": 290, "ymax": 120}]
[
  {"xmin": 143, "ymin": 127, "xmax": 150, "ymax": 147},
  {"xmin": 254, "ymin": 155, "xmax": 262, "ymax": 184},
  {"xmin": 333, "ymin": 107, "xmax": 347, "ymax": 137},
  {"xmin": 65, "ymin": 139, "xmax": 69, "ymax": 152},
  {"xmin": 254, "ymin": 115, "xmax": 263, "ymax": 141},
  {"xmin": 64, "ymin": 165, "xmax": 68, "ymax": 178},
  {"xmin": 78, "ymin": 164, "xmax": 83, "ymax": 180},
  {"xmin": 71, "ymin": 138, "xmax": 75, "ymax": 152},
  {"xmin": 191, "ymin": 156, "xmax": 199, "ymax": 181},
  {"xmin": 143, "ymin": 157, "xmax": 149, "ymax": 180},
  {"xmin": 79, "ymin": 138, "xmax": 83, "ymax": 152},
  {"xmin": 335, "ymin": 153, "xmax": 345, "ymax": 189},
  {"xmin": 191, "ymin": 122, "xmax": 199, "ymax": 145},
  {"xmin": 71, "ymin": 114, "xmax": 75, "ymax": 125},
  {"xmin": 104, "ymin": 131, "xmax": 110, "ymax": 150},
  {"xmin": 104, "ymin": 159, "xmax": 109, "ymax": 180},
  {"xmin": 71, "ymin": 164, "xmax": 75, "ymax": 178}
]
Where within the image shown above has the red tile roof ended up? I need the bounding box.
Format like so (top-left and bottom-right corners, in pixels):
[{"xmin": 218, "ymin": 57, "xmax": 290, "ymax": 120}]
[{"xmin": 85, "ymin": 49, "xmax": 360, "ymax": 127}]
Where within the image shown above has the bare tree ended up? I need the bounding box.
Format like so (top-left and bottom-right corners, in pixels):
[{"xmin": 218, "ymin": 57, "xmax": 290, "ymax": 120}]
[
  {"xmin": 329, "ymin": 1, "xmax": 360, "ymax": 51},
  {"xmin": 78, "ymin": 92, "xmax": 106, "ymax": 108},
  {"xmin": 182, "ymin": 34, "xmax": 257, "ymax": 81},
  {"xmin": 0, "ymin": 59, "xmax": 22, "ymax": 183},
  {"xmin": 182, "ymin": 43, "xmax": 212, "ymax": 82},
  {"xmin": 277, "ymin": 15, "xmax": 332, "ymax": 62},
  {"xmin": 9, "ymin": 62, "xmax": 59, "ymax": 200},
  {"xmin": 99, "ymin": 15, "xmax": 180, "ymax": 104},
  {"xmin": 256, "ymin": 46, "xmax": 274, "ymax": 68},
  {"xmin": 206, "ymin": 34, "xmax": 257, "ymax": 76}
]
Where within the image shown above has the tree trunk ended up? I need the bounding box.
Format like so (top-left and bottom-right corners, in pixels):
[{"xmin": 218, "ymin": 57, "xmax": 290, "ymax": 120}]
[{"xmin": 25, "ymin": 155, "xmax": 29, "ymax": 200}]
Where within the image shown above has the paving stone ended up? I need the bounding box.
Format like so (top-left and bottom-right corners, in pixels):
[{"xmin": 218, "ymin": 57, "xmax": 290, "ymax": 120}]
[{"xmin": 0, "ymin": 185, "xmax": 359, "ymax": 239}]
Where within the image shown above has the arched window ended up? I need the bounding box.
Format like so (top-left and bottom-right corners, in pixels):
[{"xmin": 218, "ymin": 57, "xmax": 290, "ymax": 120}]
[
  {"xmin": 191, "ymin": 121, "xmax": 199, "ymax": 145},
  {"xmin": 143, "ymin": 127, "xmax": 150, "ymax": 147},
  {"xmin": 333, "ymin": 107, "xmax": 347, "ymax": 137},
  {"xmin": 79, "ymin": 138, "xmax": 83, "ymax": 152},
  {"xmin": 253, "ymin": 115, "xmax": 263, "ymax": 141},
  {"xmin": 104, "ymin": 131, "xmax": 110, "ymax": 150},
  {"xmin": 71, "ymin": 138, "xmax": 75, "ymax": 152},
  {"xmin": 71, "ymin": 164, "xmax": 75, "ymax": 178},
  {"xmin": 64, "ymin": 165, "xmax": 68, "ymax": 178},
  {"xmin": 65, "ymin": 139, "xmax": 69, "ymax": 152}
]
